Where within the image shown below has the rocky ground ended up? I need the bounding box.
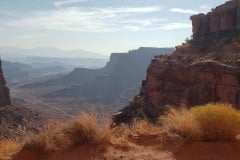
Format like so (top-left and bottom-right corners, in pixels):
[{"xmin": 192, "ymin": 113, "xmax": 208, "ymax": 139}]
[{"xmin": 0, "ymin": 105, "xmax": 42, "ymax": 139}]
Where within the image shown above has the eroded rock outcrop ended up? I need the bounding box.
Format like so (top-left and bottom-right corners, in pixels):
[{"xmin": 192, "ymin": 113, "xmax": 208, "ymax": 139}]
[
  {"xmin": 141, "ymin": 55, "xmax": 240, "ymax": 118},
  {"xmin": 191, "ymin": 0, "xmax": 240, "ymax": 35},
  {"xmin": 177, "ymin": 0, "xmax": 240, "ymax": 54},
  {"xmin": 113, "ymin": 53, "xmax": 240, "ymax": 124},
  {"xmin": 0, "ymin": 59, "xmax": 11, "ymax": 107},
  {"xmin": 113, "ymin": 0, "xmax": 240, "ymax": 125}
]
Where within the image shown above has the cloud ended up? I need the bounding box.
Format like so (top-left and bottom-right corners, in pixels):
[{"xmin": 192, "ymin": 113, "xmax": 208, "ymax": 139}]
[
  {"xmin": 120, "ymin": 18, "xmax": 168, "ymax": 27},
  {"xmin": 125, "ymin": 25, "xmax": 140, "ymax": 32},
  {"xmin": 18, "ymin": 33, "xmax": 50, "ymax": 40},
  {"xmin": 199, "ymin": 5, "xmax": 211, "ymax": 10},
  {"xmin": 170, "ymin": 8, "xmax": 198, "ymax": 14},
  {"xmin": 54, "ymin": 0, "xmax": 88, "ymax": 7},
  {"xmin": 5, "ymin": 6, "xmax": 163, "ymax": 32},
  {"xmin": 161, "ymin": 22, "xmax": 191, "ymax": 30}
]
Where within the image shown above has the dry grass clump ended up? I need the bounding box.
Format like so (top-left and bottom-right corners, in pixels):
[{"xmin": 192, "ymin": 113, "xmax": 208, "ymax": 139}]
[
  {"xmin": 112, "ymin": 119, "xmax": 162, "ymax": 138},
  {"xmin": 24, "ymin": 112, "xmax": 112, "ymax": 154},
  {"xmin": 23, "ymin": 121, "xmax": 67, "ymax": 154},
  {"xmin": 161, "ymin": 107, "xmax": 201, "ymax": 140},
  {"xmin": 130, "ymin": 119, "xmax": 161, "ymax": 134},
  {"xmin": 63, "ymin": 112, "xmax": 111, "ymax": 146},
  {"xmin": 0, "ymin": 139, "xmax": 22, "ymax": 160},
  {"xmin": 161, "ymin": 103, "xmax": 240, "ymax": 141},
  {"xmin": 191, "ymin": 103, "xmax": 240, "ymax": 141}
]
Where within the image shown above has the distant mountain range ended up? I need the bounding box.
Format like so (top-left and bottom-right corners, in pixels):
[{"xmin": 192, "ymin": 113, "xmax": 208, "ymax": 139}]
[
  {"xmin": 0, "ymin": 46, "xmax": 108, "ymax": 83},
  {"xmin": 2, "ymin": 57, "xmax": 108, "ymax": 83},
  {"xmin": 2, "ymin": 61, "xmax": 30, "ymax": 83},
  {"xmin": 0, "ymin": 47, "xmax": 107, "ymax": 60},
  {"xmin": 19, "ymin": 47, "xmax": 175, "ymax": 115}
]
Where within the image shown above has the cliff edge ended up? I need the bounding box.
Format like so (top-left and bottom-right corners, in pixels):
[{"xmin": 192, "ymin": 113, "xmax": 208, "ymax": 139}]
[
  {"xmin": 113, "ymin": 0, "xmax": 240, "ymax": 125},
  {"xmin": 177, "ymin": 0, "xmax": 240, "ymax": 54}
]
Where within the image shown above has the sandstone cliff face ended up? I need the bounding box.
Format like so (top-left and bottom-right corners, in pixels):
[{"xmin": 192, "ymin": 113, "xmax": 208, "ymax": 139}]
[
  {"xmin": 191, "ymin": 0, "xmax": 240, "ymax": 35},
  {"xmin": 141, "ymin": 56, "xmax": 240, "ymax": 118},
  {"xmin": 0, "ymin": 59, "xmax": 11, "ymax": 107},
  {"xmin": 113, "ymin": 53, "xmax": 240, "ymax": 124},
  {"xmin": 113, "ymin": 0, "xmax": 240, "ymax": 125},
  {"xmin": 178, "ymin": 0, "xmax": 240, "ymax": 54}
]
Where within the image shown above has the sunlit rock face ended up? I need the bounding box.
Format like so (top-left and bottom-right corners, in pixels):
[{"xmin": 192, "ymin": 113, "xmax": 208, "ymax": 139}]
[
  {"xmin": 113, "ymin": 0, "xmax": 240, "ymax": 125},
  {"xmin": 114, "ymin": 53, "xmax": 240, "ymax": 124},
  {"xmin": 182, "ymin": 0, "xmax": 240, "ymax": 54},
  {"xmin": 191, "ymin": 0, "xmax": 240, "ymax": 36},
  {"xmin": 141, "ymin": 56, "xmax": 240, "ymax": 118}
]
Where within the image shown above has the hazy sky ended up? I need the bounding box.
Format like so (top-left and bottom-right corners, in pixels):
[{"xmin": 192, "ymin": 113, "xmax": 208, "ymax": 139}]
[{"xmin": 0, "ymin": 0, "xmax": 227, "ymax": 55}]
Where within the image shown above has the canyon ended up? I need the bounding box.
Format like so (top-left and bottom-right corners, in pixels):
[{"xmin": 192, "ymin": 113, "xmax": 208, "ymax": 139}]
[{"xmin": 12, "ymin": 47, "xmax": 174, "ymax": 118}]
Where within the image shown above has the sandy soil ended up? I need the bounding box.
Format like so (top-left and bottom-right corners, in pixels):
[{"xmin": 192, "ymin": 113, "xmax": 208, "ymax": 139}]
[{"xmin": 12, "ymin": 135, "xmax": 240, "ymax": 160}]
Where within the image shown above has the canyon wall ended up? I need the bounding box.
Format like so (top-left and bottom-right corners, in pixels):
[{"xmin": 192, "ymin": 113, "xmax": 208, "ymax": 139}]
[
  {"xmin": 175, "ymin": 0, "xmax": 240, "ymax": 54},
  {"xmin": 22, "ymin": 47, "xmax": 174, "ymax": 114},
  {"xmin": 113, "ymin": 0, "xmax": 240, "ymax": 125},
  {"xmin": 191, "ymin": 0, "xmax": 240, "ymax": 36},
  {"xmin": 141, "ymin": 56, "xmax": 240, "ymax": 118},
  {"xmin": 48, "ymin": 47, "xmax": 174, "ymax": 104},
  {"xmin": 0, "ymin": 59, "xmax": 11, "ymax": 107}
]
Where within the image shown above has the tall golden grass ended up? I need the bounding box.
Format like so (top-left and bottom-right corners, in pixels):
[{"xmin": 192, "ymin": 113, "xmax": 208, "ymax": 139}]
[
  {"xmin": 161, "ymin": 107, "xmax": 201, "ymax": 140},
  {"xmin": 0, "ymin": 140, "xmax": 22, "ymax": 160},
  {"xmin": 2, "ymin": 103, "xmax": 240, "ymax": 158},
  {"xmin": 63, "ymin": 112, "xmax": 111, "ymax": 145},
  {"xmin": 191, "ymin": 103, "xmax": 240, "ymax": 141},
  {"xmin": 24, "ymin": 112, "xmax": 112, "ymax": 154},
  {"xmin": 161, "ymin": 103, "xmax": 240, "ymax": 141}
]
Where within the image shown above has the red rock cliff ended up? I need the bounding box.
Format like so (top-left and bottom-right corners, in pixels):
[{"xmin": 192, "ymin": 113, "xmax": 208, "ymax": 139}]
[
  {"xmin": 113, "ymin": 53, "xmax": 240, "ymax": 124},
  {"xmin": 113, "ymin": 0, "xmax": 240, "ymax": 125},
  {"xmin": 191, "ymin": 0, "xmax": 240, "ymax": 36},
  {"xmin": 0, "ymin": 59, "xmax": 11, "ymax": 107},
  {"xmin": 175, "ymin": 0, "xmax": 240, "ymax": 54},
  {"xmin": 141, "ymin": 54, "xmax": 240, "ymax": 118}
]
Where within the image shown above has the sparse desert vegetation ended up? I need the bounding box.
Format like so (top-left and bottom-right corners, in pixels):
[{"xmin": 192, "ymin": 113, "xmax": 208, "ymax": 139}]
[
  {"xmin": 161, "ymin": 103, "xmax": 240, "ymax": 141},
  {"xmin": 2, "ymin": 1, "xmax": 240, "ymax": 160},
  {"xmin": 1, "ymin": 103, "xmax": 240, "ymax": 160},
  {"xmin": 23, "ymin": 112, "xmax": 112, "ymax": 154},
  {"xmin": 0, "ymin": 140, "xmax": 22, "ymax": 160}
]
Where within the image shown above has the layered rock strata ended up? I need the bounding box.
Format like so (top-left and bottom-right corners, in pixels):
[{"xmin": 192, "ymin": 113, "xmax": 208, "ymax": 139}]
[
  {"xmin": 113, "ymin": 1, "xmax": 240, "ymax": 125},
  {"xmin": 176, "ymin": 0, "xmax": 240, "ymax": 54},
  {"xmin": 113, "ymin": 53, "xmax": 240, "ymax": 124},
  {"xmin": 191, "ymin": 0, "xmax": 240, "ymax": 36}
]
